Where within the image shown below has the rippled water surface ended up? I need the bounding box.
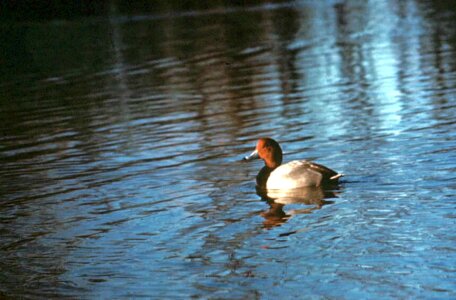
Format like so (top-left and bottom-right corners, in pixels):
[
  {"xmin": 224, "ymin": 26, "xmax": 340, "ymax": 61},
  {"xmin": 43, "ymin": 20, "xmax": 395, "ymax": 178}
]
[{"xmin": 1, "ymin": 1, "xmax": 456, "ymax": 298}]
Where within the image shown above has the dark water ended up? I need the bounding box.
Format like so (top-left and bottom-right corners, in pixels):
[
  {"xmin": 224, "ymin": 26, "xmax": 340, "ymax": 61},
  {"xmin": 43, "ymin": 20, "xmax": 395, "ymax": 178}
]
[{"xmin": 1, "ymin": 1, "xmax": 456, "ymax": 298}]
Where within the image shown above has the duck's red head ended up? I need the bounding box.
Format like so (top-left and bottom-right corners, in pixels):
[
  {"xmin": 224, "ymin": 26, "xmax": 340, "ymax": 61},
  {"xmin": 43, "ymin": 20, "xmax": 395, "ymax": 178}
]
[{"xmin": 244, "ymin": 138, "xmax": 283, "ymax": 169}]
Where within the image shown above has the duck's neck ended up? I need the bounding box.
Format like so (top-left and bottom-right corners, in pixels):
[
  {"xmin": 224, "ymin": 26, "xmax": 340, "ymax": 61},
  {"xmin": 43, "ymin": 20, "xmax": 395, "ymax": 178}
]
[
  {"xmin": 263, "ymin": 150, "xmax": 282, "ymax": 169},
  {"xmin": 265, "ymin": 161, "xmax": 280, "ymax": 169},
  {"xmin": 257, "ymin": 154, "xmax": 282, "ymax": 187},
  {"xmin": 256, "ymin": 165, "xmax": 276, "ymax": 188}
]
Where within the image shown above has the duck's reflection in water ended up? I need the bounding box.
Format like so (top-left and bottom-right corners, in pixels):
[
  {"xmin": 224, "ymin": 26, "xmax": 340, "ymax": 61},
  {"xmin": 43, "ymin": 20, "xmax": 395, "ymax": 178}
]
[{"xmin": 256, "ymin": 186, "xmax": 339, "ymax": 229}]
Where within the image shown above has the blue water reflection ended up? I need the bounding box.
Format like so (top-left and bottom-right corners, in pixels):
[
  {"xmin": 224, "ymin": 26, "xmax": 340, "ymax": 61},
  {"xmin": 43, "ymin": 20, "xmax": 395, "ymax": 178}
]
[{"xmin": 1, "ymin": 0, "xmax": 456, "ymax": 298}]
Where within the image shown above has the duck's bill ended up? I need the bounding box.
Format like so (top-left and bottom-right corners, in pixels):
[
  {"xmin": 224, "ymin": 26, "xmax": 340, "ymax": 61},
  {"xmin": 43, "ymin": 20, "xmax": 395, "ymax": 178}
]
[{"xmin": 243, "ymin": 149, "xmax": 259, "ymax": 161}]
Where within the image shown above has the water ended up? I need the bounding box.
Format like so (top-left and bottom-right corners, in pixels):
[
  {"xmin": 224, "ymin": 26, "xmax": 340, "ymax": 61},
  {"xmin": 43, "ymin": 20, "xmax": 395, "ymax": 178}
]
[{"xmin": 1, "ymin": 1, "xmax": 456, "ymax": 298}]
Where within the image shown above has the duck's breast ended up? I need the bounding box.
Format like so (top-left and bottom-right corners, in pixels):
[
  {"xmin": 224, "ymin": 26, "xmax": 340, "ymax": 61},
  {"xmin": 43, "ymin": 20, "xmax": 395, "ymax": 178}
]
[{"xmin": 266, "ymin": 160, "xmax": 322, "ymax": 189}]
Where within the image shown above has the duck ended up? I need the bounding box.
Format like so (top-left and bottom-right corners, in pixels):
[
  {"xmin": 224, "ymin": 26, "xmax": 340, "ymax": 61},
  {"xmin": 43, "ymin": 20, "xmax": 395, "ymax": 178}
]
[{"xmin": 244, "ymin": 138, "xmax": 343, "ymax": 189}]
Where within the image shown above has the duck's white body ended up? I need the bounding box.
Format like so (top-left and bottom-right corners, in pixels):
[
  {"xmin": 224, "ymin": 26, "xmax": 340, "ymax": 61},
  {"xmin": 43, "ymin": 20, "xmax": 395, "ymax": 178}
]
[{"xmin": 266, "ymin": 160, "xmax": 328, "ymax": 189}]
